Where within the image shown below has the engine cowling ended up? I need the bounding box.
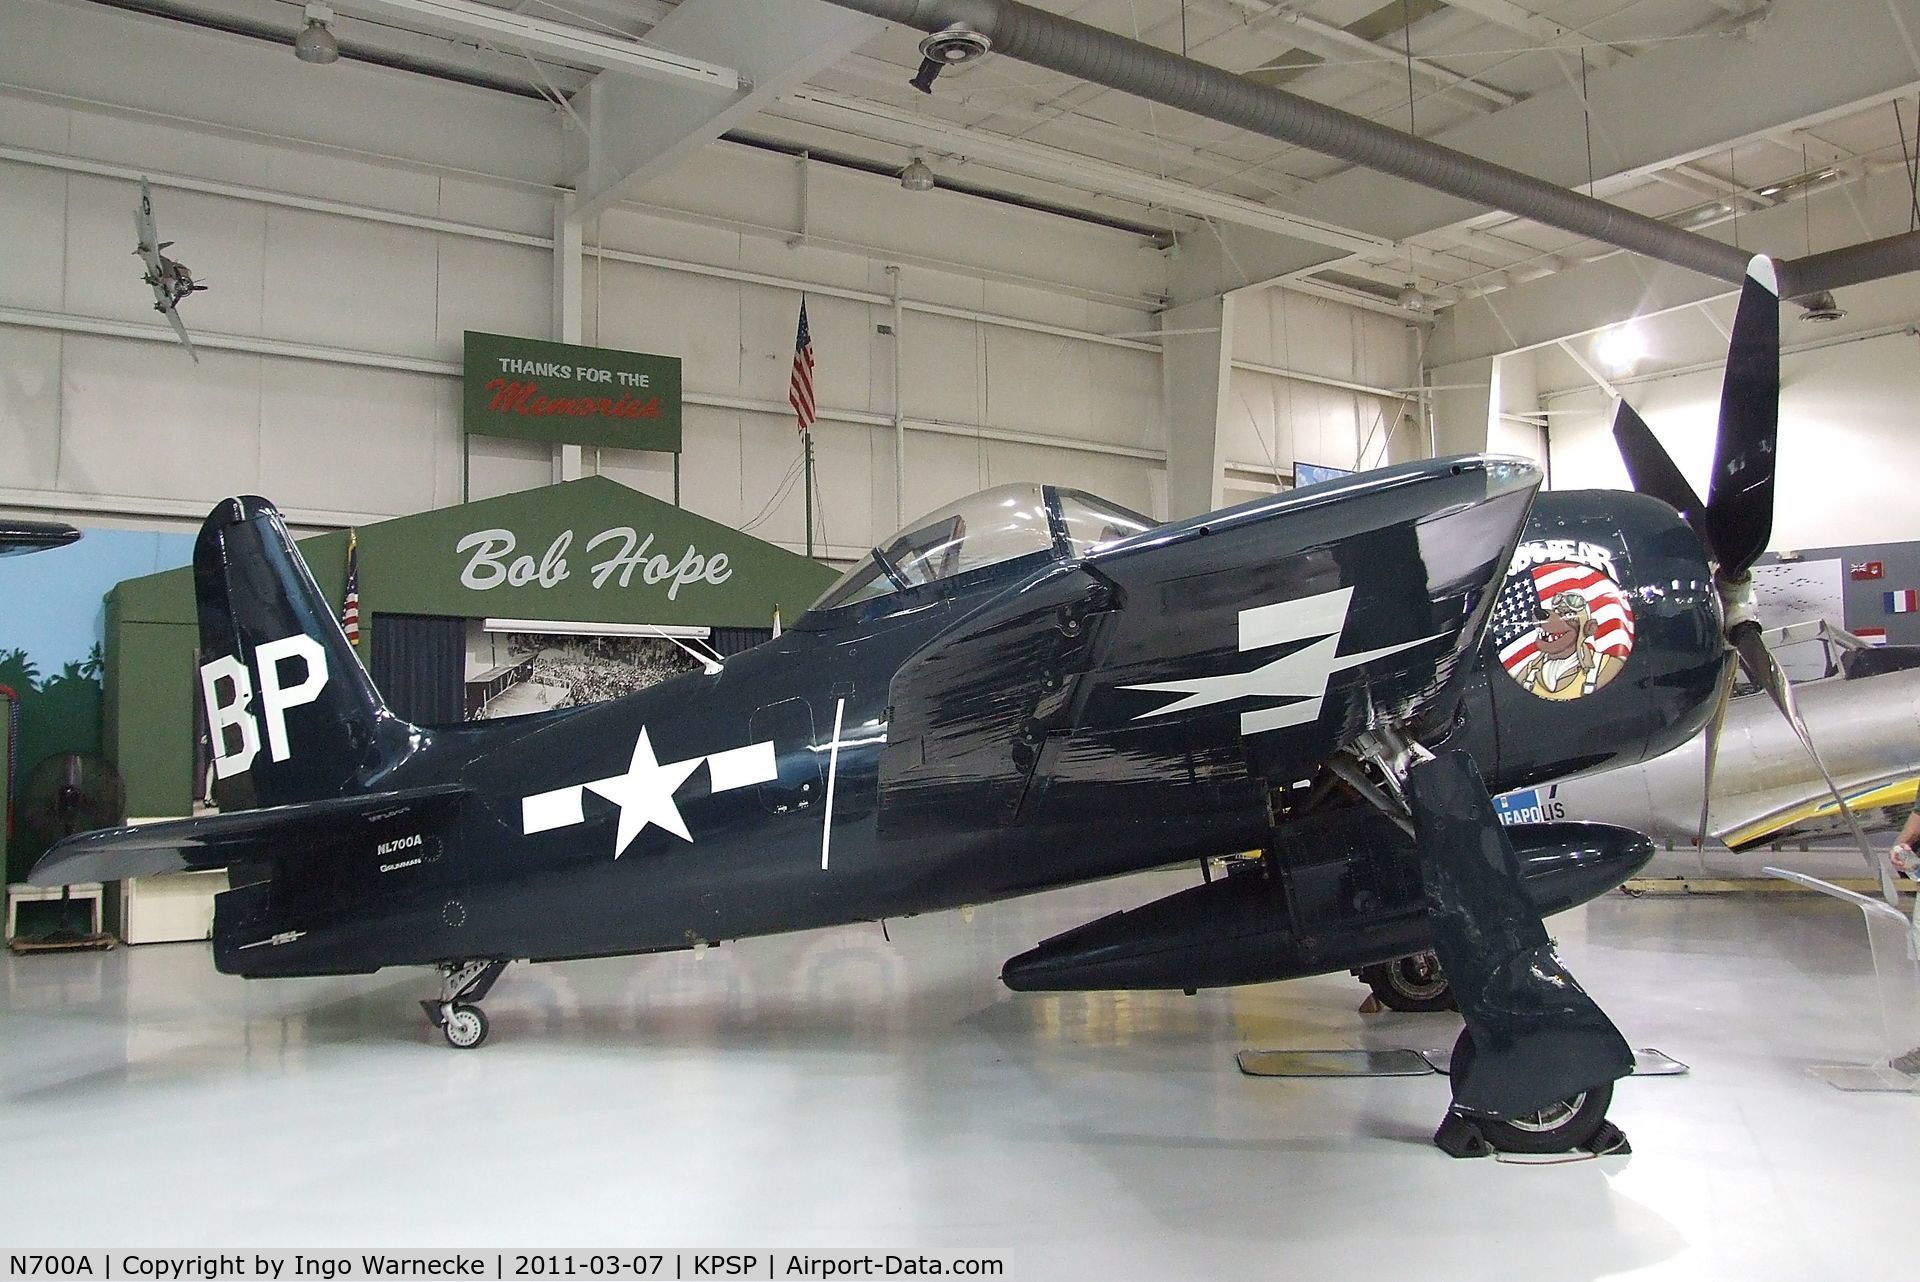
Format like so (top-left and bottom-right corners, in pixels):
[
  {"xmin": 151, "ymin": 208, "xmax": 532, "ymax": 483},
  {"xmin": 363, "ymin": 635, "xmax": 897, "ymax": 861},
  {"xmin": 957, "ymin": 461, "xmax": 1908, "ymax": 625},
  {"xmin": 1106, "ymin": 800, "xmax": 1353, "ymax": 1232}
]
[{"xmin": 1447, "ymin": 488, "xmax": 1726, "ymax": 793}]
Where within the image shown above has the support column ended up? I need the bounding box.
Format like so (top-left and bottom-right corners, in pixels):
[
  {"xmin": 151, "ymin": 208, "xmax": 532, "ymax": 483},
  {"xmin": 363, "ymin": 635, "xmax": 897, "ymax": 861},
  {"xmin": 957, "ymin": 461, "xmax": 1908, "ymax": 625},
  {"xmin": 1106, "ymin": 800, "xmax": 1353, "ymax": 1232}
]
[
  {"xmin": 886, "ymin": 265, "xmax": 905, "ymax": 531},
  {"xmin": 552, "ymin": 195, "xmax": 584, "ymax": 484},
  {"xmin": 1160, "ymin": 293, "xmax": 1236, "ymax": 520},
  {"xmin": 1428, "ymin": 355, "xmax": 1497, "ymax": 459}
]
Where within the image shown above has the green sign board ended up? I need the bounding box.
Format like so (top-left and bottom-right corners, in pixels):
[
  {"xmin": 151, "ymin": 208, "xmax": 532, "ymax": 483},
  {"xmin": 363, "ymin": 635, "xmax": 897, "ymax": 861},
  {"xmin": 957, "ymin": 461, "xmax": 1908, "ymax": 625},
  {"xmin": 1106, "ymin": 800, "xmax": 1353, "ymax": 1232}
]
[{"xmin": 463, "ymin": 330, "xmax": 683, "ymax": 452}]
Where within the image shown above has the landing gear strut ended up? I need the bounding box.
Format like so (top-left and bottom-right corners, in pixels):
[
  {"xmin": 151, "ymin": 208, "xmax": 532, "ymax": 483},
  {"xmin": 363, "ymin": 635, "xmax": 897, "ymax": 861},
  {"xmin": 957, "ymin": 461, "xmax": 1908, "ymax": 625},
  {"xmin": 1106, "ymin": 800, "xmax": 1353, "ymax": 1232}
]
[
  {"xmin": 422, "ymin": 959, "xmax": 508, "ymax": 1049},
  {"xmin": 1344, "ymin": 732, "xmax": 1634, "ymax": 1157}
]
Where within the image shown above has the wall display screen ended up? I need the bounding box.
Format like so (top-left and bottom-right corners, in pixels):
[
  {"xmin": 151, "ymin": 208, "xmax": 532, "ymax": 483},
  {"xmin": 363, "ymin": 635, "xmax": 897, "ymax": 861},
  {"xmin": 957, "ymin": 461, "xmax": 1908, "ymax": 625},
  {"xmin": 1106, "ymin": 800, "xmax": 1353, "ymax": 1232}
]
[{"xmin": 463, "ymin": 330, "xmax": 683, "ymax": 452}]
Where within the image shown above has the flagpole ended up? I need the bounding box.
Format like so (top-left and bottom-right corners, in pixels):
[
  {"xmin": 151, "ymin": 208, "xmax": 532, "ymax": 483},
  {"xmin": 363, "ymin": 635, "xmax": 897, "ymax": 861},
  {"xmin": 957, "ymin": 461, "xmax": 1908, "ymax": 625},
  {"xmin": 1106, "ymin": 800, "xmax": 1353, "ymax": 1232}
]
[{"xmin": 803, "ymin": 431, "xmax": 815, "ymax": 559}]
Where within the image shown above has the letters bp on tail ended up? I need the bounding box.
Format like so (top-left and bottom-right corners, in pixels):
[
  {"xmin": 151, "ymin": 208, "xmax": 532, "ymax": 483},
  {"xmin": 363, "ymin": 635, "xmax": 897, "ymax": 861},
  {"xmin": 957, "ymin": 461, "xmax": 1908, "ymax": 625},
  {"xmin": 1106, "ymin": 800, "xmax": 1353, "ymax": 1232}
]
[{"xmin": 36, "ymin": 453, "xmax": 1732, "ymax": 1154}]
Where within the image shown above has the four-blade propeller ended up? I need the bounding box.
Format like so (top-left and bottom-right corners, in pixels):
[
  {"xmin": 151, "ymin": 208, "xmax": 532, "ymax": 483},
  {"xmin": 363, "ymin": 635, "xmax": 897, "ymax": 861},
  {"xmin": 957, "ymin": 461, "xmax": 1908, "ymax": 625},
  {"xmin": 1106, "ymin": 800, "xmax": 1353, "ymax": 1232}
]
[{"xmin": 1609, "ymin": 257, "xmax": 1900, "ymax": 903}]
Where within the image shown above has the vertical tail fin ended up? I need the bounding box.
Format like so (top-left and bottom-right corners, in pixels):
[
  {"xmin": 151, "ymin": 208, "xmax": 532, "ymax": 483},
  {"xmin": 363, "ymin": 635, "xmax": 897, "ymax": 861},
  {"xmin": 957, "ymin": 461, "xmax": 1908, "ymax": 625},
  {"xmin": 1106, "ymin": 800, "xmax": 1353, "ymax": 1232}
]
[{"xmin": 194, "ymin": 497, "xmax": 420, "ymax": 808}]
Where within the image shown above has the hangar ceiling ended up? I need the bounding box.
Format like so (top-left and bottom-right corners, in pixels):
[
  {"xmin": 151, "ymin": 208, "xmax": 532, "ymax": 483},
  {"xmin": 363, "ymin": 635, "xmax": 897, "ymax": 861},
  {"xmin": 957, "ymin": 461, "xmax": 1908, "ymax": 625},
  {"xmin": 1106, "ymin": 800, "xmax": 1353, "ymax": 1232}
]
[{"xmin": 40, "ymin": 0, "xmax": 1920, "ymax": 323}]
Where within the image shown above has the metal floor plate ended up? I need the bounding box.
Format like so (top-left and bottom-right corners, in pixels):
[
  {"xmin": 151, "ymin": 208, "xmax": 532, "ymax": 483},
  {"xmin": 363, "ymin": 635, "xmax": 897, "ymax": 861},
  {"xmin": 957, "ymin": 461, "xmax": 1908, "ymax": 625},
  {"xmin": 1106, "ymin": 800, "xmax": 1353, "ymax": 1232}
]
[
  {"xmin": 1808, "ymin": 1063, "xmax": 1920, "ymax": 1093},
  {"xmin": 1416, "ymin": 1046, "xmax": 1690, "ymax": 1076},
  {"xmin": 1236, "ymin": 1048, "xmax": 1437, "ymax": 1078}
]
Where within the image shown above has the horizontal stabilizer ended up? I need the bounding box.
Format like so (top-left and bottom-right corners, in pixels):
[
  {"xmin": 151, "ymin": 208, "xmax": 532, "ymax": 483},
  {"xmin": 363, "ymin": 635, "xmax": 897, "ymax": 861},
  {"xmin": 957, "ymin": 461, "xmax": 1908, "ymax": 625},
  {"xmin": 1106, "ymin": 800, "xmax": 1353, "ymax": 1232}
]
[{"xmin": 30, "ymin": 785, "xmax": 467, "ymax": 886}]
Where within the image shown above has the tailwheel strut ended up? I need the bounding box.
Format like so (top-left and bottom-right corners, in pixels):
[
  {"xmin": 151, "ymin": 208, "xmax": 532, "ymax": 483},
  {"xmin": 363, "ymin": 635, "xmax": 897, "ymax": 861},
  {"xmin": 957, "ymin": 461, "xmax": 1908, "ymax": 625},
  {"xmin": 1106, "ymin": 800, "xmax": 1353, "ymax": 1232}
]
[{"xmin": 422, "ymin": 959, "xmax": 508, "ymax": 1049}]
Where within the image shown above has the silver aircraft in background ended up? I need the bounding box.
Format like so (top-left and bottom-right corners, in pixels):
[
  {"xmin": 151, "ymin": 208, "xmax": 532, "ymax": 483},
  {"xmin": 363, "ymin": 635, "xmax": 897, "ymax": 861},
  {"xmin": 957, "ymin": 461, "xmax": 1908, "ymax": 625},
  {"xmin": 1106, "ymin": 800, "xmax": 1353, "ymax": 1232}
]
[
  {"xmin": 1495, "ymin": 623, "xmax": 1920, "ymax": 854},
  {"xmin": 134, "ymin": 176, "xmax": 204, "ymax": 362}
]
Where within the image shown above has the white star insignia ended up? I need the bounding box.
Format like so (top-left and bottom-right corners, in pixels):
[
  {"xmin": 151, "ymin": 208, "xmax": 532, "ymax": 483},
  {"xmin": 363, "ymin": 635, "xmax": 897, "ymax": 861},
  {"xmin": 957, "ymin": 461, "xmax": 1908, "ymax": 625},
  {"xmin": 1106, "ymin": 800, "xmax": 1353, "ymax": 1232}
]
[{"xmin": 584, "ymin": 728, "xmax": 705, "ymax": 856}]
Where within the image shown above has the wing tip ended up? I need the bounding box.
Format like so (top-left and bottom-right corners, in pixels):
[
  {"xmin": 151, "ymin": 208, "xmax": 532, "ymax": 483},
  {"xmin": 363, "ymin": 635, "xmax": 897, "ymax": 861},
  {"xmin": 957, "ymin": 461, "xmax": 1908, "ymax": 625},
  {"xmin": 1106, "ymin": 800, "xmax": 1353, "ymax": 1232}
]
[{"xmin": 1746, "ymin": 255, "xmax": 1779, "ymax": 297}]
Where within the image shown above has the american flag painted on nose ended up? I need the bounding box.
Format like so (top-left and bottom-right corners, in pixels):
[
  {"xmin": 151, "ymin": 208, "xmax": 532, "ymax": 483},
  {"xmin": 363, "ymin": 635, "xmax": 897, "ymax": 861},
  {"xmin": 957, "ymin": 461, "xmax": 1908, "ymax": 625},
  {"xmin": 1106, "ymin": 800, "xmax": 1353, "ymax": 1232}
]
[{"xmin": 1490, "ymin": 560, "xmax": 1636, "ymax": 677}]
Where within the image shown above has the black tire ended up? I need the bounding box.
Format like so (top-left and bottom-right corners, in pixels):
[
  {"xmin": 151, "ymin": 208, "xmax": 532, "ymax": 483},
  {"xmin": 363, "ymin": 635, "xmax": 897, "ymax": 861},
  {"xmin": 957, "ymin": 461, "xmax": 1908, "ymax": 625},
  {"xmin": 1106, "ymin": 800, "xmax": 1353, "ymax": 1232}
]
[
  {"xmin": 443, "ymin": 1004, "xmax": 489, "ymax": 1050},
  {"xmin": 1448, "ymin": 1028, "xmax": 1613, "ymax": 1154},
  {"xmin": 1359, "ymin": 951, "xmax": 1457, "ymax": 1012}
]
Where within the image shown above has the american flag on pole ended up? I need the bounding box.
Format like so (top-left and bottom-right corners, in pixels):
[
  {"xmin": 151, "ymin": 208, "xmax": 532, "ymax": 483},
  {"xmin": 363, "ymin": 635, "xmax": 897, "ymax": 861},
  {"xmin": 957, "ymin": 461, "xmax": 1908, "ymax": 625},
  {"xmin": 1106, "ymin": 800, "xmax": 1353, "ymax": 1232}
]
[
  {"xmin": 788, "ymin": 298, "xmax": 816, "ymax": 435},
  {"xmin": 341, "ymin": 531, "xmax": 361, "ymax": 646},
  {"xmin": 1490, "ymin": 560, "xmax": 1635, "ymax": 683}
]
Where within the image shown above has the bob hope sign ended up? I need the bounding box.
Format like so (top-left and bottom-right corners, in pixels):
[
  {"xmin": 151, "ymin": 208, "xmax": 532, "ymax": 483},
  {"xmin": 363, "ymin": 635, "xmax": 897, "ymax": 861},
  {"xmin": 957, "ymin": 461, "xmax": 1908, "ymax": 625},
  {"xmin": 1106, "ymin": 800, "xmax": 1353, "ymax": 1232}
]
[{"xmin": 464, "ymin": 331, "xmax": 683, "ymax": 452}]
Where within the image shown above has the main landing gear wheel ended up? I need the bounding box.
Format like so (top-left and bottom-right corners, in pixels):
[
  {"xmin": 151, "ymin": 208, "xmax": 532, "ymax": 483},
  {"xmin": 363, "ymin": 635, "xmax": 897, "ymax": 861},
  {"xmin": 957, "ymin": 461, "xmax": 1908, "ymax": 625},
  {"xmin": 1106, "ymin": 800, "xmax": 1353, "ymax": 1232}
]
[
  {"xmin": 1446, "ymin": 1028, "xmax": 1614, "ymax": 1154},
  {"xmin": 422, "ymin": 959, "xmax": 508, "ymax": 1048},
  {"xmin": 1358, "ymin": 951, "xmax": 1457, "ymax": 1012},
  {"xmin": 441, "ymin": 1004, "xmax": 488, "ymax": 1050}
]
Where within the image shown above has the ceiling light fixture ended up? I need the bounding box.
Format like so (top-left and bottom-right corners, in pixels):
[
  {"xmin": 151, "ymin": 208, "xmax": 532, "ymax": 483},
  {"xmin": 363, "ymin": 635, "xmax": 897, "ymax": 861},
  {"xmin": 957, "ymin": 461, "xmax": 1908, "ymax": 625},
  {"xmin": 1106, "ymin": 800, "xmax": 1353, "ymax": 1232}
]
[
  {"xmin": 294, "ymin": 3, "xmax": 340, "ymax": 64},
  {"xmin": 1796, "ymin": 290, "xmax": 1845, "ymax": 322},
  {"xmin": 1594, "ymin": 323, "xmax": 1646, "ymax": 375},
  {"xmin": 899, "ymin": 151, "xmax": 935, "ymax": 192},
  {"xmin": 909, "ymin": 24, "xmax": 991, "ymax": 94}
]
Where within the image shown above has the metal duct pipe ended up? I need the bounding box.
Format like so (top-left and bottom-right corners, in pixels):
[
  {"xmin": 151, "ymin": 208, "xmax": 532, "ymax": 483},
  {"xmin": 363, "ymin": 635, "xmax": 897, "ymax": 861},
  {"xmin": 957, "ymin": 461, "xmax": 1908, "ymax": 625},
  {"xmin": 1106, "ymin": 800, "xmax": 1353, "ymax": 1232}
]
[
  {"xmin": 1778, "ymin": 231, "xmax": 1920, "ymax": 299},
  {"xmin": 824, "ymin": 0, "xmax": 1894, "ymax": 291}
]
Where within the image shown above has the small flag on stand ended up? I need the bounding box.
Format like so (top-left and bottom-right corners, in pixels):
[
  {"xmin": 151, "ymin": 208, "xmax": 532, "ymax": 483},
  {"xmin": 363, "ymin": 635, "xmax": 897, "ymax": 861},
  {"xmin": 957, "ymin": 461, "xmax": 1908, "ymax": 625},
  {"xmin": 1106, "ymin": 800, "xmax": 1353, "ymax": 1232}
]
[
  {"xmin": 1885, "ymin": 588, "xmax": 1917, "ymax": 614},
  {"xmin": 789, "ymin": 299, "xmax": 816, "ymax": 435},
  {"xmin": 342, "ymin": 531, "xmax": 361, "ymax": 645}
]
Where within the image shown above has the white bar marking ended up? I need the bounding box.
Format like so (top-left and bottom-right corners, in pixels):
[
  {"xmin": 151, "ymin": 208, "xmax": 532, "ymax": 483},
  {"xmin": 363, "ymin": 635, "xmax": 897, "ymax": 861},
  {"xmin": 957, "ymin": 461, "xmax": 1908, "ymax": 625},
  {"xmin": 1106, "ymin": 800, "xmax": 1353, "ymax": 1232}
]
[
  {"xmin": 522, "ymin": 785, "xmax": 585, "ymax": 834},
  {"xmin": 1238, "ymin": 587, "xmax": 1353, "ymax": 652},
  {"xmin": 707, "ymin": 740, "xmax": 778, "ymax": 793},
  {"xmin": 820, "ymin": 698, "xmax": 846, "ymax": 871}
]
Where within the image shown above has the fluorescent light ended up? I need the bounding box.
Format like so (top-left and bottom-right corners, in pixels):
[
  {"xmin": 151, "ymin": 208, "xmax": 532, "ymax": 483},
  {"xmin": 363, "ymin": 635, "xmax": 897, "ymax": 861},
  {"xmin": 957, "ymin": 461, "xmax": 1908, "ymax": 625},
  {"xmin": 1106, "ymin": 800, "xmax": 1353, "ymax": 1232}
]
[{"xmin": 483, "ymin": 618, "xmax": 711, "ymax": 639}]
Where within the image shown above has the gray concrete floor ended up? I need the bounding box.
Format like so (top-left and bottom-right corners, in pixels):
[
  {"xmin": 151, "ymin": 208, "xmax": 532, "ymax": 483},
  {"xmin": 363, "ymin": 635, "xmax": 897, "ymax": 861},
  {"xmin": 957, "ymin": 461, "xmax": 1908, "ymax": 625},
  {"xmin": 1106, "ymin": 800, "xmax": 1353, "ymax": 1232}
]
[{"xmin": 1, "ymin": 873, "xmax": 1913, "ymax": 1280}]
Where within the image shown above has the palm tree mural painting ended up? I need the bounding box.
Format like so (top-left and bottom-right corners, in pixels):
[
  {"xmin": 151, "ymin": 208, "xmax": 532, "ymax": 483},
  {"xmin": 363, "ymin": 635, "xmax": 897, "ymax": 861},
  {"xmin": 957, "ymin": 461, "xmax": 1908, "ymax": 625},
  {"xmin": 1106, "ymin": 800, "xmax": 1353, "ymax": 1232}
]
[{"xmin": 2, "ymin": 643, "xmax": 106, "ymax": 879}]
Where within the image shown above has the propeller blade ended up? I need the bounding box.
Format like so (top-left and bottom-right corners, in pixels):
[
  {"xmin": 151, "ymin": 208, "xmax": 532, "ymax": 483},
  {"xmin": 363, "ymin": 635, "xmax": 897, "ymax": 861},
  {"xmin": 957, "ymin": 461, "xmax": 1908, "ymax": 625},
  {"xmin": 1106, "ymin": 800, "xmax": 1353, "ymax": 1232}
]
[
  {"xmin": 1704, "ymin": 257, "xmax": 1780, "ymax": 578},
  {"xmin": 1731, "ymin": 623, "xmax": 1901, "ymax": 905},
  {"xmin": 1694, "ymin": 652, "xmax": 1738, "ymax": 863},
  {"xmin": 1612, "ymin": 399, "xmax": 1707, "ymax": 532}
]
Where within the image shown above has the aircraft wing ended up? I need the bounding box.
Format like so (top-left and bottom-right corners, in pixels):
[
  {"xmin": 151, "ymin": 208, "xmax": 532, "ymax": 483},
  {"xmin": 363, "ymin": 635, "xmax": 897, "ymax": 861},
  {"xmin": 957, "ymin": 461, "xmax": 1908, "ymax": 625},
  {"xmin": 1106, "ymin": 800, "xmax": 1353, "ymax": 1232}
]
[
  {"xmin": 1717, "ymin": 770, "xmax": 1920, "ymax": 849},
  {"xmin": 133, "ymin": 177, "xmax": 163, "ymax": 275},
  {"xmin": 30, "ymin": 784, "xmax": 468, "ymax": 886},
  {"xmin": 161, "ymin": 300, "xmax": 200, "ymax": 363},
  {"xmin": 879, "ymin": 458, "xmax": 1539, "ymax": 838}
]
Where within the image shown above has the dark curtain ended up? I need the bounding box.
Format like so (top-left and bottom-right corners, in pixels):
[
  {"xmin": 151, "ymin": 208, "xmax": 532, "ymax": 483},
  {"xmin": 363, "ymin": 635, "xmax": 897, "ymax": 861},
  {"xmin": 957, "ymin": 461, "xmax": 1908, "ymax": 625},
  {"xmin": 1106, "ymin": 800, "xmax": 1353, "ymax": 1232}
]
[
  {"xmin": 370, "ymin": 614, "xmax": 467, "ymax": 726},
  {"xmin": 710, "ymin": 627, "xmax": 774, "ymax": 657}
]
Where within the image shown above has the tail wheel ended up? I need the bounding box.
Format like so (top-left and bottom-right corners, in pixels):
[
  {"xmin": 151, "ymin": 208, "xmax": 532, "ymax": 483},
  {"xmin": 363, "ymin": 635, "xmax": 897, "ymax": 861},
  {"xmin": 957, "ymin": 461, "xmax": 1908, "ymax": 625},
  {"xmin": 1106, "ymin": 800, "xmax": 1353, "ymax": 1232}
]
[
  {"xmin": 442, "ymin": 1004, "xmax": 489, "ymax": 1050},
  {"xmin": 1449, "ymin": 1028, "xmax": 1612, "ymax": 1153},
  {"xmin": 1359, "ymin": 951, "xmax": 1457, "ymax": 1012}
]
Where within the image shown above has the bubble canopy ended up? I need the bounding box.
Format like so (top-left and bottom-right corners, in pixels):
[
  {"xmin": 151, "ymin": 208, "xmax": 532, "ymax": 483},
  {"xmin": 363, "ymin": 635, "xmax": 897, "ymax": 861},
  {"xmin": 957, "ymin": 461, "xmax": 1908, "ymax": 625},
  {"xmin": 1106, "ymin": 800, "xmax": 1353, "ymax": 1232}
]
[{"xmin": 807, "ymin": 483, "xmax": 1155, "ymax": 615}]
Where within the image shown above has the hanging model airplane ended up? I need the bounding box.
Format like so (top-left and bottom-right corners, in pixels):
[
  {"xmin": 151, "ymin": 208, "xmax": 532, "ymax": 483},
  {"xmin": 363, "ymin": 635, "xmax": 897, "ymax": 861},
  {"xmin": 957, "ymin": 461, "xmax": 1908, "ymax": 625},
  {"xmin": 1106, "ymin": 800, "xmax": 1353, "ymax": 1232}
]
[
  {"xmin": 0, "ymin": 519, "xmax": 80, "ymax": 558},
  {"xmin": 34, "ymin": 257, "xmax": 1836, "ymax": 1156},
  {"xmin": 133, "ymin": 177, "xmax": 205, "ymax": 363}
]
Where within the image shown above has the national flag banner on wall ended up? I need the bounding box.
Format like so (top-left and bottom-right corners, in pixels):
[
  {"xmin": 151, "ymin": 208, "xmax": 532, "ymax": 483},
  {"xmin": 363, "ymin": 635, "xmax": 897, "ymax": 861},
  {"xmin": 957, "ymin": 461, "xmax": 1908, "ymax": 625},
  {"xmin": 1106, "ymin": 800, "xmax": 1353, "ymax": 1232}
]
[
  {"xmin": 789, "ymin": 299, "xmax": 816, "ymax": 435},
  {"xmin": 1886, "ymin": 589, "xmax": 1918, "ymax": 614},
  {"xmin": 342, "ymin": 531, "xmax": 362, "ymax": 645}
]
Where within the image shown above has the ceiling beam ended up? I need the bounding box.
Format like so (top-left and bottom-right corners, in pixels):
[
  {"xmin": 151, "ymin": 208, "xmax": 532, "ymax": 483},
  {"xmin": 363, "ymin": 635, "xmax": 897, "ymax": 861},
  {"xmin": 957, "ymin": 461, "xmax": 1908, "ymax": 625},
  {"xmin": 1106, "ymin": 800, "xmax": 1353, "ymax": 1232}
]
[
  {"xmin": 1436, "ymin": 0, "xmax": 1625, "ymax": 65},
  {"xmin": 333, "ymin": 0, "xmax": 740, "ymax": 89},
  {"xmin": 573, "ymin": 0, "xmax": 877, "ymax": 219},
  {"xmin": 1178, "ymin": 0, "xmax": 1920, "ymax": 300},
  {"xmin": 776, "ymin": 89, "xmax": 1398, "ymax": 254},
  {"xmin": 1427, "ymin": 162, "xmax": 1920, "ymax": 364},
  {"xmin": 1205, "ymin": 0, "xmax": 1519, "ymax": 110}
]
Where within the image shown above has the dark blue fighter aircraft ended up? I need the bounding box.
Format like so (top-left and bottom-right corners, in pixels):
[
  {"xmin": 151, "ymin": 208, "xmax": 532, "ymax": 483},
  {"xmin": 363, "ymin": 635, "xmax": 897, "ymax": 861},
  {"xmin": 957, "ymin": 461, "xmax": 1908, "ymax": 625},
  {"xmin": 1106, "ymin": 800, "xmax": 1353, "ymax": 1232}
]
[{"xmin": 32, "ymin": 259, "xmax": 1793, "ymax": 1156}]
